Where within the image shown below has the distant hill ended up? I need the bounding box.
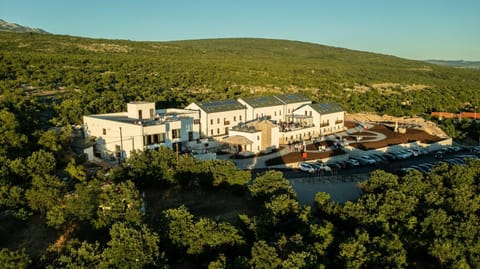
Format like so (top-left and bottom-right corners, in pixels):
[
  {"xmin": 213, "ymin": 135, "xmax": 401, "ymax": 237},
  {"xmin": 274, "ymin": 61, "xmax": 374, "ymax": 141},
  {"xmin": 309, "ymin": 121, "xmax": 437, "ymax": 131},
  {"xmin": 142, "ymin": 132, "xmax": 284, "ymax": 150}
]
[
  {"xmin": 0, "ymin": 19, "xmax": 49, "ymax": 34},
  {"xmin": 0, "ymin": 31, "xmax": 479, "ymax": 118},
  {"xmin": 426, "ymin": 59, "xmax": 480, "ymax": 69}
]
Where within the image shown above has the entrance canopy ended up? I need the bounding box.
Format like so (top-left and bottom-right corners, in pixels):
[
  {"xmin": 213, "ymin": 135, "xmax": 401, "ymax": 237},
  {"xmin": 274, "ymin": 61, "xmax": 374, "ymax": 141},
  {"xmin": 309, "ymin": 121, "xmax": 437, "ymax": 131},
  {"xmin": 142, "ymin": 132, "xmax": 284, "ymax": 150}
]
[{"xmin": 222, "ymin": 135, "xmax": 253, "ymax": 145}]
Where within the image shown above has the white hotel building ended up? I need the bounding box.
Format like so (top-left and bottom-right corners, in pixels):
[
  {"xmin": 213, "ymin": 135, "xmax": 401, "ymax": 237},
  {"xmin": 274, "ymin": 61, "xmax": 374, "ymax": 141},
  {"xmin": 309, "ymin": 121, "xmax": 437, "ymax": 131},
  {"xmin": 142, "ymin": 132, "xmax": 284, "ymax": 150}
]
[{"xmin": 83, "ymin": 94, "xmax": 345, "ymax": 161}]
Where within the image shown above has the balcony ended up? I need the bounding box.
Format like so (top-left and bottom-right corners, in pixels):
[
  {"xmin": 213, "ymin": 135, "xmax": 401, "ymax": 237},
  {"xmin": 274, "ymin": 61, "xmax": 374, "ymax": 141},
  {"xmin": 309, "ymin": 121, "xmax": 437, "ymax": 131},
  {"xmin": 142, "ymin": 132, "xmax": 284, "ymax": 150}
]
[
  {"xmin": 279, "ymin": 122, "xmax": 315, "ymax": 132},
  {"xmin": 320, "ymin": 122, "xmax": 329, "ymax": 127},
  {"xmin": 335, "ymin": 120, "xmax": 344, "ymax": 124},
  {"xmin": 224, "ymin": 120, "xmax": 230, "ymax": 125}
]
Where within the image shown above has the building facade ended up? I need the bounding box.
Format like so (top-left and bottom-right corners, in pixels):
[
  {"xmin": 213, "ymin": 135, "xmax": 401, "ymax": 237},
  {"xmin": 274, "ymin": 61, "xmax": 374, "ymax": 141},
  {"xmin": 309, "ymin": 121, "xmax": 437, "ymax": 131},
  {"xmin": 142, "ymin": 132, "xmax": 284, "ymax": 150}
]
[
  {"xmin": 292, "ymin": 102, "xmax": 345, "ymax": 136},
  {"xmin": 238, "ymin": 96, "xmax": 285, "ymax": 122},
  {"xmin": 185, "ymin": 100, "xmax": 247, "ymax": 138},
  {"xmin": 83, "ymin": 102, "xmax": 200, "ymax": 161},
  {"xmin": 83, "ymin": 96, "xmax": 345, "ymax": 161}
]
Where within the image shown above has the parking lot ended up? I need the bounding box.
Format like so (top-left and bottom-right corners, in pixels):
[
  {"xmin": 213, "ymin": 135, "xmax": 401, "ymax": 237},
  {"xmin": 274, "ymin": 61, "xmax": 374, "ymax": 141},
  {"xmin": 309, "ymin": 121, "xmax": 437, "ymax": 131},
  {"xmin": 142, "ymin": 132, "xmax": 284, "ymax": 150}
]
[{"xmin": 280, "ymin": 146, "xmax": 480, "ymax": 179}]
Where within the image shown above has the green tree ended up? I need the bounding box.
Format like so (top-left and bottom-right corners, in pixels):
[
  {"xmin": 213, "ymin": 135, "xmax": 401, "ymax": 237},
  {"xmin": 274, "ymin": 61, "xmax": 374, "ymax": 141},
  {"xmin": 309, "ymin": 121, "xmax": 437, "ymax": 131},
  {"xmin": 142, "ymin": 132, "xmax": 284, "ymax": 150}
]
[
  {"xmin": 55, "ymin": 240, "xmax": 102, "ymax": 269},
  {"xmin": 0, "ymin": 109, "xmax": 28, "ymax": 156},
  {"xmin": 101, "ymin": 222, "xmax": 161, "ymax": 269},
  {"xmin": 249, "ymin": 171, "xmax": 296, "ymax": 202},
  {"xmin": 162, "ymin": 206, "xmax": 245, "ymax": 256},
  {"xmin": 250, "ymin": 240, "xmax": 282, "ymax": 269},
  {"xmin": 26, "ymin": 149, "xmax": 56, "ymax": 176},
  {"xmin": 93, "ymin": 180, "xmax": 142, "ymax": 229},
  {"xmin": 124, "ymin": 148, "xmax": 176, "ymax": 186},
  {"xmin": 25, "ymin": 174, "xmax": 65, "ymax": 215},
  {"xmin": 0, "ymin": 248, "xmax": 31, "ymax": 269}
]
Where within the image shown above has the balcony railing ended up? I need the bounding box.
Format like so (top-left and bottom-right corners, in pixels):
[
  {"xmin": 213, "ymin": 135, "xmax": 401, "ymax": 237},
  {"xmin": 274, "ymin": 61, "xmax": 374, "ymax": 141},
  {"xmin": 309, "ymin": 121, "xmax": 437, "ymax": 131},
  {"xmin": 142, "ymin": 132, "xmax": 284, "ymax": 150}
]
[
  {"xmin": 279, "ymin": 122, "xmax": 315, "ymax": 132},
  {"xmin": 224, "ymin": 120, "xmax": 230, "ymax": 125},
  {"xmin": 335, "ymin": 120, "xmax": 344, "ymax": 124},
  {"xmin": 320, "ymin": 122, "xmax": 329, "ymax": 127}
]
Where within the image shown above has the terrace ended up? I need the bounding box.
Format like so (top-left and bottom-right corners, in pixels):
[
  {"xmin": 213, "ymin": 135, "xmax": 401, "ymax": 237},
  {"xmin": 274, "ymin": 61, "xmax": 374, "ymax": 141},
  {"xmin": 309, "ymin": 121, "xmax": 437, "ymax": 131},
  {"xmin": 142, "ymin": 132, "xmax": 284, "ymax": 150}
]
[{"xmin": 279, "ymin": 115, "xmax": 314, "ymax": 132}]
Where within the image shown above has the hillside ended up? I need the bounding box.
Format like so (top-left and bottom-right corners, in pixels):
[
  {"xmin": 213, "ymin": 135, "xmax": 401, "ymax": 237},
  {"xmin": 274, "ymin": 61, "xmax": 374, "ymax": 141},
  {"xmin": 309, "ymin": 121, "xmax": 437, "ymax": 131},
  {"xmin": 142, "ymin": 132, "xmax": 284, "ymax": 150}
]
[
  {"xmin": 1, "ymin": 31, "xmax": 479, "ymax": 123},
  {"xmin": 0, "ymin": 19, "xmax": 49, "ymax": 34},
  {"xmin": 426, "ymin": 59, "xmax": 480, "ymax": 69}
]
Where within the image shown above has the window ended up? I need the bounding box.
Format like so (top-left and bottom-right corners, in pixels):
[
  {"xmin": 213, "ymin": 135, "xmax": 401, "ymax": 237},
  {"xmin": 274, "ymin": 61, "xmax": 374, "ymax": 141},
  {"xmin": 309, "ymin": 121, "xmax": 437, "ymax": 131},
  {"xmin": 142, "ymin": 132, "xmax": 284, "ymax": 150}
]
[
  {"xmin": 274, "ymin": 111, "xmax": 277, "ymax": 116},
  {"xmin": 172, "ymin": 129, "xmax": 181, "ymax": 139},
  {"xmin": 217, "ymin": 118, "xmax": 220, "ymax": 124},
  {"xmin": 309, "ymin": 111, "xmax": 312, "ymax": 116},
  {"xmin": 138, "ymin": 110, "xmax": 143, "ymax": 120},
  {"xmin": 145, "ymin": 135, "xmax": 152, "ymax": 145},
  {"xmin": 257, "ymin": 135, "xmax": 260, "ymax": 140},
  {"xmin": 305, "ymin": 111, "xmax": 308, "ymax": 116},
  {"xmin": 210, "ymin": 129, "xmax": 213, "ymax": 135},
  {"xmin": 210, "ymin": 119, "xmax": 213, "ymax": 125},
  {"xmin": 225, "ymin": 127, "xmax": 229, "ymax": 134},
  {"xmin": 188, "ymin": 131, "xmax": 193, "ymax": 141},
  {"xmin": 234, "ymin": 116, "xmax": 236, "ymax": 122},
  {"xmin": 102, "ymin": 128, "xmax": 106, "ymax": 135},
  {"xmin": 256, "ymin": 113, "xmax": 258, "ymax": 119},
  {"xmin": 279, "ymin": 110, "xmax": 282, "ymax": 115},
  {"xmin": 217, "ymin": 128, "xmax": 220, "ymax": 134},
  {"xmin": 239, "ymin": 115, "xmax": 242, "ymax": 121},
  {"xmin": 149, "ymin": 108, "xmax": 154, "ymax": 119},
  {"xmin": 194, "ymin": 119, "xmax": 200, "ymax": 125},
  {"xmin": 158, "ymin": 133, "xmax": 166, "ymax": 143},
  {"xmin": 288, "ymin": 109, "xmax": 291, "ymax": 113}
]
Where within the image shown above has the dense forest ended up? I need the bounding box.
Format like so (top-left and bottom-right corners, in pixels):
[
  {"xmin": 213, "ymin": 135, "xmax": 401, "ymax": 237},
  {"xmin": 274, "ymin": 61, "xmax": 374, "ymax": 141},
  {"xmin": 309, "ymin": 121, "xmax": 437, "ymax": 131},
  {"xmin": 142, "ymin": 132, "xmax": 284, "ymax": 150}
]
[{"xmin": 1, "ymin": 32, "xmax": 480, "ymax": 268}]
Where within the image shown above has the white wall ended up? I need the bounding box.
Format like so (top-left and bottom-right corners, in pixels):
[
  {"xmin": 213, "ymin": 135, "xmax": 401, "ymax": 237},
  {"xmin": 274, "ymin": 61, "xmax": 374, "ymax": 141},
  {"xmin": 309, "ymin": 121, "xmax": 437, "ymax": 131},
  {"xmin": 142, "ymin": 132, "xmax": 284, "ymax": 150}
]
[
  {"xmin": 319, "ymin": 111, "xmax": 345, "ymax": 135},
  {"xmin": 83, "ymin": 115, "xmax": 144, "ymax": 160},
  {"xmin": 279, "ymin": 126, "xmax": 317, "ymax": 144},
  {"xmin": 238, "ymin": 99, "xmax": 284, "ymax": 122},
  {"xmin": 127, "ymin": 102, "xmax": 156, "ymax": 120},
  {"xmin": 83, "ymin": 114, "xmax": 195, "ymax": 160},
  {"xmin": 185, "ymin": 103, "xmax": 246, "ymax": 138},
  {"xmin": 228, "ymin": 130, "xmax": 262, "ymax": 153},
  {"xmin": 284, "ymin": 101, "xmax": 311, "ymax": 120}
]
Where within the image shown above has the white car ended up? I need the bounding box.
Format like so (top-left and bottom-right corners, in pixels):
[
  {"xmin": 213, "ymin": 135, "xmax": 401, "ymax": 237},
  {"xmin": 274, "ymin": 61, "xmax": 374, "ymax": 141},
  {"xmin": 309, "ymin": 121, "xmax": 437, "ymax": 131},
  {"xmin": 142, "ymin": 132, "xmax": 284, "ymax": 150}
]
[
  {"xmin": 298, "ymin": 162, "xmax": 315, "ymax": 173},
  {"xmin": 310, "ymin": 162, "xmax": 331, "ymax": 172}
]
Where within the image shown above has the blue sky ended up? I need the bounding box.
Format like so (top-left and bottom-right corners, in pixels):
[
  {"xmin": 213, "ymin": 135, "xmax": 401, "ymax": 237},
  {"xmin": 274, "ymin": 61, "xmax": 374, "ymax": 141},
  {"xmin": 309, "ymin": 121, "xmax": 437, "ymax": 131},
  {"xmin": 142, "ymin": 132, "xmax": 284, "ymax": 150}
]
[{"xmin": 1, "ymin": 0, "xmax": 479, "ymax": 60}]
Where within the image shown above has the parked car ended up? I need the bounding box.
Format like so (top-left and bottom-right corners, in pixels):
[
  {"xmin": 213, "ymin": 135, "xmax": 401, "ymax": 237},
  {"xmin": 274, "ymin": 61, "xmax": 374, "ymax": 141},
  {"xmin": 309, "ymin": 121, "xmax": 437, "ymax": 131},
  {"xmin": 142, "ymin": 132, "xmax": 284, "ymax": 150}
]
[
  {"xmin": 372, "ymin": 154, "xmax": 387, "ymax": 161},
  {"xmin": 298, "ymin": 162, "xmax": 315, "ymax": 173},
  {"xmin": 384, "ymin": 153, "xmax": 397, "ymax": 160},
  {"xmin": 409, "ymin": 165, "xmax": 427, "ymax": 173},
  {"xmin": 313, "ymin": 162, "xmax": 332, "ymax": 172},
  {"xmin": 370, "ymin": 155, "xmax": 384, "ymax": 163},
  {"xmin": 434, "ymin": 150, "xmax": 446, "ymax": 159},
  {"xmin": 407, "ymin": 149, "xmax": 419, "ymax": 157},
  {"xmin": 417, "ymin": 163, "xmax": 434, "ymax": 172},
  {"xmin": 359, "ymin": 156, "xmax": 376, "ymax": 164},
  {"xmin": 395, "ymin": 150, "xmax": 413, "ymax": 159},
  {"xmin": 337, "ymin": 161, "xmax": 348, "ymax": 169},
  {"xmin": 346, "ymin": 159, "xmax": 360, "ymax": 167},
  {"xmin": 328, "ymin": 162, "xmax": 342, "ymax": 170}
]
